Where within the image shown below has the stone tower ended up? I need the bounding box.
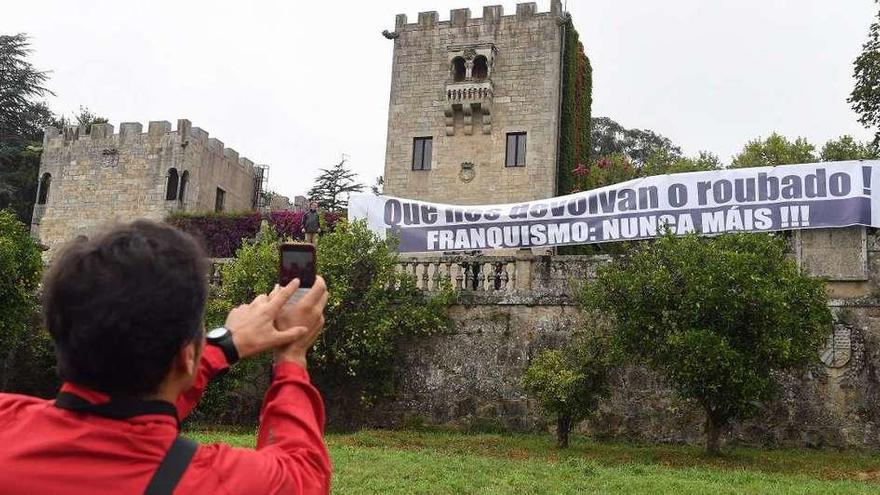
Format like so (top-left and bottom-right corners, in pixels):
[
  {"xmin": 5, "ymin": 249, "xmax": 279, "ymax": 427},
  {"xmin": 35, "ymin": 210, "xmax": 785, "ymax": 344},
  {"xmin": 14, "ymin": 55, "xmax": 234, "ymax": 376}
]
[
  {"xmin": 382, "ymin": 1, "xmax": 567, "ymax": 205},
  {"xmin": 32, "ymin": 119, "xmax": 266, "ymax": 254}
]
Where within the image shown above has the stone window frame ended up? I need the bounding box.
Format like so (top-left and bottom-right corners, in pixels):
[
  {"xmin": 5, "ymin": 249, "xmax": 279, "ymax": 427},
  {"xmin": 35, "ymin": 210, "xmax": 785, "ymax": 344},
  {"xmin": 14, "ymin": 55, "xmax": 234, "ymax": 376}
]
[
  {"xmin": 37, "ymin": 172, "xmax": 52, "ymax": 205},
  {"xmin": 451, "ymin": 57, "xmax": 466, "ymax": 82},
  {"xmin": 472, "ymin": 55, "xmax": 489, "ymax": 80},
  {"xmin": 446, "ymin": 44, "xmax": 496, "ymax": 82},
  {"xmin": 215, "ymin": 187, "xmax": 226, "ymax": 213},
  {"xmin": 412, "ymin": 136, "xmax": 433, "ymax": 171},
  {"xmin": 165, "ymin": 168, "xmax": 180, "ymax": 201},
  {"xmin": 505, "ymin": 132, "xmax": 527, "ymax": 167}
]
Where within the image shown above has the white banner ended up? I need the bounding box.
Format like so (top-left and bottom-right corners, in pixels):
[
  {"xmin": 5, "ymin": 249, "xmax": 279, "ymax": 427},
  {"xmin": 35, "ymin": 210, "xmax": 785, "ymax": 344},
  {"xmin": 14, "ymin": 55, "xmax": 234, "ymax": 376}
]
[{"xmin": 349, "ymin": 161, "xmax": 880, "ymax": 253}]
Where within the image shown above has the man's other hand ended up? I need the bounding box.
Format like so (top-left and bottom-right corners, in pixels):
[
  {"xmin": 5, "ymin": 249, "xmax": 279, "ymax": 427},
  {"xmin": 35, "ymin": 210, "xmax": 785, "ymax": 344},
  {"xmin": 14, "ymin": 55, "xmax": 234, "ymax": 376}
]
[
  {"xmin": 271, "ymin": 276, "xmax": 328, "ymax": 368},
  {"xmin": 225, "ymin": 279, "xmax": 303, "ymax": 360}
]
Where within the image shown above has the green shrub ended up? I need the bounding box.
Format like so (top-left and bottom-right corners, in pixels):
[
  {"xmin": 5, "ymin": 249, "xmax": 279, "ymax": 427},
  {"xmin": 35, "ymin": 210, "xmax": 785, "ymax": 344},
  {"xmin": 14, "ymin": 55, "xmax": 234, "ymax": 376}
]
[
  {"xmin": 0, "ymin": 209, "xmax": 48, "ymax": 393},
  {"xmin": 311, "ymin": 220, "xmax": 455, "ymax": 427},
  {"xmin": 522, "ymin": 331, "xmax": 612, "ymax": 448}
]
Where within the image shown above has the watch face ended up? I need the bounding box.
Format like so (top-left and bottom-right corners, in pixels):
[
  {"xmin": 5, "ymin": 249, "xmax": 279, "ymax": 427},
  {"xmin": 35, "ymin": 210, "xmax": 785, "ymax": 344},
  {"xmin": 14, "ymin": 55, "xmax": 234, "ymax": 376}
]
[{"xmin": 206, "ymin": 327, "xmax": 228, "ymax": 340}]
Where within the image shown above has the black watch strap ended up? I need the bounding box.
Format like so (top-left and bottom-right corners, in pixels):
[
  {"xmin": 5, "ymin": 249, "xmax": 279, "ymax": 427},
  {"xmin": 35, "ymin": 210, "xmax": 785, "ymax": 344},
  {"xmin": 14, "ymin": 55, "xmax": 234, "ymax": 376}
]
[{"xmin": 207, "ymin": 328, "xmax": 239, "ymax": 366}]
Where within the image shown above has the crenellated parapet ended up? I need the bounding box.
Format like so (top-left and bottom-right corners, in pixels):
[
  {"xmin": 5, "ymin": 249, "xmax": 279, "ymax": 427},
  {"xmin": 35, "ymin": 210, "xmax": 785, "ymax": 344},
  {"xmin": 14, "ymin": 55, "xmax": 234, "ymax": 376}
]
[
  {"xmin": 33, "ymin": 118, "xmax": 267, "ymax": 256},
  {"xmin": 42, "ymin": 118, "xmax": 258, "ymax": 176},
  {"xmin": 391, "ymin": 1, "xmax": 562, "ymax": 31}
]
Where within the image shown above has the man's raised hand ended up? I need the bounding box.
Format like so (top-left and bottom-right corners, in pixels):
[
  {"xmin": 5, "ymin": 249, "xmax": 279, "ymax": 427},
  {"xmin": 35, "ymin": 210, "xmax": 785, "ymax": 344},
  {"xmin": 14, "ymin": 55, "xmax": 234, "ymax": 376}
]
[
  {"xmin": 272, "ymin": 276, "xmax": 329, "ymax": 368},
  {"xmin": 225, "ymin": 279, "xmax": 302, "ymax": 360}
]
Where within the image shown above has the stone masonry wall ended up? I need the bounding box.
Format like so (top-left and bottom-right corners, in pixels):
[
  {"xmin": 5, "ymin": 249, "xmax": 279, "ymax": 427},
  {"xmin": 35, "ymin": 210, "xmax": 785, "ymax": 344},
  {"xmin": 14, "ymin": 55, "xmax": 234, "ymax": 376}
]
[
  {"xmin": 32, "ymin": 119, "xmax": 260, "ymax": 255},
  {"xmin": 375, "ymin": 228, "xmax": 880, "ymax": 450},
  {"xmin": 383, "ymin": 1, "xmax": 564, "ymax": 205}
]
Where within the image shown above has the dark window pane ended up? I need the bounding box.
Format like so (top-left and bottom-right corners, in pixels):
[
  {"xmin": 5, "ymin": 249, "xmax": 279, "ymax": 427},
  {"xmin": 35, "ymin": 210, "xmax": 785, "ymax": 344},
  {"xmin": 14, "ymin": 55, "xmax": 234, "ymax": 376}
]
[
  {"xmin": 37, "ymin": 173, "xmax": 51, "ymax": 205},
  {"xmin": 412, "ymin": 138, "xmax": 423, "ymax": 170},
  {"xmin": 413, "ymin": 137, "xmax": 432, "ymax": 171},
  {"xmin": 516, "ymin": 133, "xmax": 527, "ymax": 166},
  {"xmin": 506, "ymin": 134, "xmax": 517, "ymax": 167},
  {"xmin": 165, "ymin": 168, "xmax": 179, "ymax": 200},
  {"xmin": 215, "ymin": 188, "xmax": 225, "ymax": 213},
  {"xmin": 423, "ymin": 138, "xmax": 432, "ymax": 170}
]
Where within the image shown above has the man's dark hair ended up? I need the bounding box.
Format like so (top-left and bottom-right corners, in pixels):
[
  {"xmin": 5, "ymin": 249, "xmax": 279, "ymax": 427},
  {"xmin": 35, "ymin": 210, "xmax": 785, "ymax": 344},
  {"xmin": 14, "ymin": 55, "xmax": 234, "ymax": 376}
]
[{"xmin": 43, "ymin": 220, "xmax": 208, "ymax": 396}]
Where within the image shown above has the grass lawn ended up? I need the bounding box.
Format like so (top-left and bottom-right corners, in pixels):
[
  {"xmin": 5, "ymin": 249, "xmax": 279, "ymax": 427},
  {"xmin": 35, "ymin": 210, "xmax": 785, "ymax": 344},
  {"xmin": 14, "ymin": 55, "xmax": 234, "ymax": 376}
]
[{"xmin": 189, "ymin": 428, "xmax": 880, "ymax": 494}]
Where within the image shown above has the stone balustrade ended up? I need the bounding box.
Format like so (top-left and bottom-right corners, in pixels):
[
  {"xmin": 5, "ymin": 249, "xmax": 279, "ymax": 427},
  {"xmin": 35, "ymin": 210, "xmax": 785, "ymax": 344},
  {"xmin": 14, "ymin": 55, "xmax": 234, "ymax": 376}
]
[
  {"xmin": 445, "ymin": 81, "xmax": 494, "ymax": 105},
  {"xmin": 397, "ymin": 255, "xmax": 518, "ymax": 292}
]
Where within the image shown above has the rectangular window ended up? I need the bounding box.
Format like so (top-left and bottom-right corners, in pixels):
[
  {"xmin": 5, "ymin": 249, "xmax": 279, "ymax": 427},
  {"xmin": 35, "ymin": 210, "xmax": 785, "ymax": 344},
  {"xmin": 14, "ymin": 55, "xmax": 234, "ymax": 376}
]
[
  {"xmin": 215, "ymin": 187, "xmax": 226, "ymax": 213},
  {"xmin": 505, "ymin": 132, "xmax": 527, "ymax": 167},
  {"xmin": 412, "ymin": 137, "xmax": 433, "ymax": 171}
]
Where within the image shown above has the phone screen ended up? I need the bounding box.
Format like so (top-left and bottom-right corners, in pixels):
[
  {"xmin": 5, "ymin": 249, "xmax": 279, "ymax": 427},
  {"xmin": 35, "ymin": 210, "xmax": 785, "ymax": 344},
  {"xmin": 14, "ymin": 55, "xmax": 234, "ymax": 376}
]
[{"xmin": 279, "ymin": 245, "xmax": 316, "ymax": 288}]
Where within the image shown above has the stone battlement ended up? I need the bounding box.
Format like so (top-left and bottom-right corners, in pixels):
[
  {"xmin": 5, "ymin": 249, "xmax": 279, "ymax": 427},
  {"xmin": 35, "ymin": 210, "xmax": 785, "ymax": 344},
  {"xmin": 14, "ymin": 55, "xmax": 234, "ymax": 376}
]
[
  {"xmin": 394, "ymin": 1, "xmax": 563, "ymax": 30},
  {"xmin": 42, "ymin": 119, "xmax": 258, "ymax": 174}
]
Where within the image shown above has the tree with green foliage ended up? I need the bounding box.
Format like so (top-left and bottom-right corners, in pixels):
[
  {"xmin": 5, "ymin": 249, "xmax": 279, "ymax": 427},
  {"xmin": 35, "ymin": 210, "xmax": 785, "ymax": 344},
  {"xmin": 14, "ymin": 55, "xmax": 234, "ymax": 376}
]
[
  {"xmin": 312, "ymin": 219, "xmax": 454, "ymax": 426},
  {"xmin": 819, "ymin": 135, "xmax": 879, "ymax": 161},
  {"xmin": 307, "ymin": 157, "xmax": 364, "ymax": 212},
  {"xmin": 730, "ymin": 133, "xmax": 817, "ymax": 168},
  {"xmin": 0, "ymin": 34, "xmax": 54, "ymax": 224},
  {"xmin": 849, "ymin": 3, "xmax": 880, "ymax": 143},
  {"xmin": 51, "ymin": 106, "xmax": 109, "ymax": 134},
  {"xmin": 0, "ymin": 209, "xmax": 44, "ymax": 391},
  {"xmin": 642, "ymin": 149, "xmax": 722, "ymax": 176},
  {"xmin": 522, "ymin": 331, "xmax": 612, "ymax": 448},
  {"xmin": 194, "ymin": 220, "xmax": 453, "ymax": 427},
  {"xmin": 582, "ymin": 232, "xmax": 832, "ymax": 455},
  {"xmin": 590, "ymin": 117, "xmax": 682, "ymax": 166},
  {"xmin": 0, "ymin": 34, "xmax": 54, "ymax": 143}
]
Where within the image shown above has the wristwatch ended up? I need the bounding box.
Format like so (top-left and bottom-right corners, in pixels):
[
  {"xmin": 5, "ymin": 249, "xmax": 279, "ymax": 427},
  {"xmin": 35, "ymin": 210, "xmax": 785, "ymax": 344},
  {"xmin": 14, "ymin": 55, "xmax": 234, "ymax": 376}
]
[{"xmin": 206, "ymin": 327, "xmax": 240, "ymax": 365}]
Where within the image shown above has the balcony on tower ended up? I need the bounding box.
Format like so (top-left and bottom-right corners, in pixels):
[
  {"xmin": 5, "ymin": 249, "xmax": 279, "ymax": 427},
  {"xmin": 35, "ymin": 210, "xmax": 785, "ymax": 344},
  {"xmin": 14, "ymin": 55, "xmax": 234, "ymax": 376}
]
[{"xmin": 445, "ymin": 44, "xmax": 497, "ymax": 136}]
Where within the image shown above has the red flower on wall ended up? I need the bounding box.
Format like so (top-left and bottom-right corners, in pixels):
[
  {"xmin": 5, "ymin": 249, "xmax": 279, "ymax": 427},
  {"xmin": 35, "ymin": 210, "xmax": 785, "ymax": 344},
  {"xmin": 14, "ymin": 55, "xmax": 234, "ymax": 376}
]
[
  {"xmin": 597, "ymin": 158, "xmax": 611, "ymax": 170},
  {"xmin": 572, "ymin": 163, "xmax": 589, "ymax": 176}
]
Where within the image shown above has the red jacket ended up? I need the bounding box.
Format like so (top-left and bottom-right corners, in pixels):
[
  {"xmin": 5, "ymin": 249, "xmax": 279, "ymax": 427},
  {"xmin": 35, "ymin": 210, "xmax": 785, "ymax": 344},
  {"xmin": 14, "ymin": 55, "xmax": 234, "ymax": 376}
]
[{"xmin": 0, "ymin": 346, "xmax": 332, "ymax": 494}]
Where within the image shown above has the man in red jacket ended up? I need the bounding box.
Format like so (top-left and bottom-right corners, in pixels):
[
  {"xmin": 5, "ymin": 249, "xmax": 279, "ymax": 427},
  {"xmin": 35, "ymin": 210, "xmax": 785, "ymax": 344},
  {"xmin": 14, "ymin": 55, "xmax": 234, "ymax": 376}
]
[{"xmin": 0, "ymin": 220, "xmax": 332, "ymax": 494}]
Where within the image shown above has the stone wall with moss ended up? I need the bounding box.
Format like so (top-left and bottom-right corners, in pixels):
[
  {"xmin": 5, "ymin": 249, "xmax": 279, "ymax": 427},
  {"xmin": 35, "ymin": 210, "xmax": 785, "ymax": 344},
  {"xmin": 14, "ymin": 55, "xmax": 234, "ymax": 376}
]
[{"xmin": 372, "ymin": 228, "xmax": 880, "ymax": 451}]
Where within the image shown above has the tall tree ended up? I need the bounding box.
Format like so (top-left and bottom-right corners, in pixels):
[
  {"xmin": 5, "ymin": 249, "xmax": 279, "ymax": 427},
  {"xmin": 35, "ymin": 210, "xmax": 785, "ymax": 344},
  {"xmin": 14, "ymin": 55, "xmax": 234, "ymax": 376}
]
[
  {"xmin": 590, "ymin": 117, "xmax": 682, "ymax": 165},
  {"xmin": 849, "ymin": 4, "xmax": 880, "ymax": 143},
  {"xmin": 0, "ymin": 34, "xmax": 54, "ymax": 224},
  {"xmin": 307, "ymin": 157, "xmax": 364, "ymax": 212},
  {"xmin": 0, "ymin": 34, "xmax": 54, "ymax": 143},
  {"xmin": 820, "ymin": 135, "xmax": 879, "ymax": 161},
  {"xmin": 730, "ymin": 133, "xmax": 817, "ymax": 168}
]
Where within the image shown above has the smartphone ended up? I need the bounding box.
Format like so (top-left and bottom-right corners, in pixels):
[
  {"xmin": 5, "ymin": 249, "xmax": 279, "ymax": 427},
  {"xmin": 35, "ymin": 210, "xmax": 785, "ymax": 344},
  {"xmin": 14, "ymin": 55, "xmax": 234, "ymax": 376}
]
[{"xmin": 279, "ymin": 243, "xmax": 316, "ymax": 304}]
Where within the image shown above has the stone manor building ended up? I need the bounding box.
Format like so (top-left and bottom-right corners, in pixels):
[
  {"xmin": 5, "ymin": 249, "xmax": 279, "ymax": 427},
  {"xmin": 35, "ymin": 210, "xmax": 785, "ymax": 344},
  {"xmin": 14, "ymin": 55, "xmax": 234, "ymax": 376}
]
[
  {"xmin": 382, "ymin": 1, "xmax": 572, "ymax": 205},
  {"xmin": 31, "ymin": 119, "xmax": 266, "ymax": 254}
]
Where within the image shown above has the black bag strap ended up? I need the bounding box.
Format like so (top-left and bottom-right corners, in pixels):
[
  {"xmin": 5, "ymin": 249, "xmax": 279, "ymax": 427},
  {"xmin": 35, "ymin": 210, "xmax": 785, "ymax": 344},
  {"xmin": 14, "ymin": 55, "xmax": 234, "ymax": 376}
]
[
  {"xmin": 144, "ymin": 436, "xmax": 198, "ymax": 495},
  {"xmin": 55, "ymin": 392, "xmax": 179, "ymax": 425}
]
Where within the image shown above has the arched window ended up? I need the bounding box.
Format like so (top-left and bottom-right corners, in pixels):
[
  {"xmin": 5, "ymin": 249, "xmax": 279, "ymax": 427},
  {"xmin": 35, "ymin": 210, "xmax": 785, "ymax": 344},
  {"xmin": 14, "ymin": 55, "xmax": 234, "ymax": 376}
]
[
  {"xmin": 178, "ymin": 170, "xmax": 189, "ymax": 203},
  {"xmin": 37, "ymin": 173, "xmax": 51, "ymax": 205},
  {"xmin": 473, "ymin": 55, "xmax": 488, "ymax": 80},
  {"xmin": 452, "ymin": 57, "xmax": 466, "ymax": 82},
  {"xmin": 165, "ymin": 168, "xmax": 179, "ymax": 200}
]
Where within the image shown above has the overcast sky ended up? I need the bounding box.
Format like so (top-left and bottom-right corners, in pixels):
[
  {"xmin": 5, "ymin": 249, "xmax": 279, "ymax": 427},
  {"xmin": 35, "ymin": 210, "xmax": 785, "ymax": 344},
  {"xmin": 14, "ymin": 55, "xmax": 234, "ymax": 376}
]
[{"xmin": 5, "ymin": 1, "xmax": 876, "ymax": 200}]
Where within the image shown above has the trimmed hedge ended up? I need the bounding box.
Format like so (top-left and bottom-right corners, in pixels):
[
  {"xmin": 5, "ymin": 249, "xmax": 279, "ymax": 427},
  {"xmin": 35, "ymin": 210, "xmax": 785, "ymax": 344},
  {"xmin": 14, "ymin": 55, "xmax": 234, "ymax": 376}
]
[{"xmin": 167, "ymin": 210, "xmax": 341, "ymax": 258}]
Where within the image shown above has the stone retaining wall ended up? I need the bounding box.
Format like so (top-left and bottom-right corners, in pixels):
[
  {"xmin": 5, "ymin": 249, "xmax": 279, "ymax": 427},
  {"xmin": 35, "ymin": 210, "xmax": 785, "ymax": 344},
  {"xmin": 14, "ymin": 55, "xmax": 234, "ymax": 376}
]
[{"xmin": 376, "ymin": 227, "xmax": 880, "ymax": 450}]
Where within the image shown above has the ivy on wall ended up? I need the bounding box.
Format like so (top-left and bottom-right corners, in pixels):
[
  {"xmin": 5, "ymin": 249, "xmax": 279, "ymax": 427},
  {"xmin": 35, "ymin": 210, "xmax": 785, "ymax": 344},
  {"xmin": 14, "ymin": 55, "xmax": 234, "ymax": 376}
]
[{"xmin": 556, "ymin": 17, "xmax": 593, "ymax": 196}]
